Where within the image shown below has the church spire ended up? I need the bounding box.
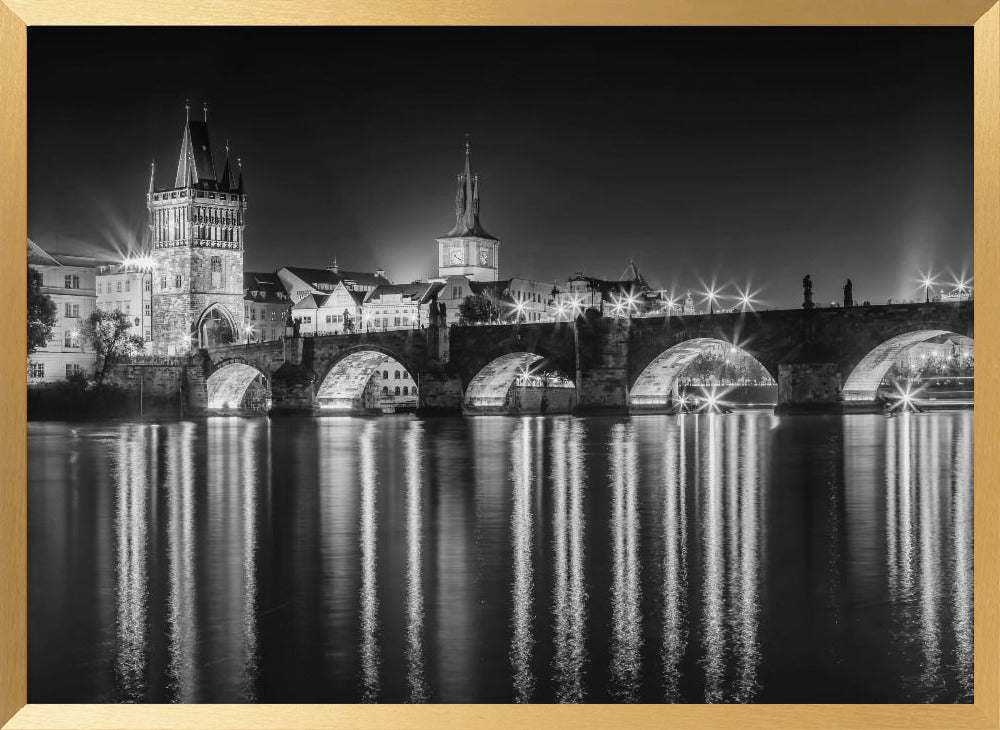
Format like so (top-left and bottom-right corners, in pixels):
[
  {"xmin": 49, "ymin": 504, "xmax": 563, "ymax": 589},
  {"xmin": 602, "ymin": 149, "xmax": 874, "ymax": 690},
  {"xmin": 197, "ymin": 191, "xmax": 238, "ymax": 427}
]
[
  {"xmin": 219, "ymin": 138, "xmax": 235, "ymax": 190},
  {"xmin": 148, "ymin": 159, "xmax": 156, "ymax": 194},
  {"xmin": 444, "ymin": 135, "xmax": 496, "ymax": 240},
  {"xmin": 173, "ymin": 99, "xmax": 218, "ymax": 188}
]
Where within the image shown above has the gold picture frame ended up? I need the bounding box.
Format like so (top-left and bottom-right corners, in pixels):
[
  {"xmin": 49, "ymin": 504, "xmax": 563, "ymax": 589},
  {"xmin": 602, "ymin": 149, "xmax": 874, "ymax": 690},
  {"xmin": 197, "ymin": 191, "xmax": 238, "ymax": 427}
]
[{"xmin": 1, "ymin": 1, "xmax": 997, "ymax": 727}]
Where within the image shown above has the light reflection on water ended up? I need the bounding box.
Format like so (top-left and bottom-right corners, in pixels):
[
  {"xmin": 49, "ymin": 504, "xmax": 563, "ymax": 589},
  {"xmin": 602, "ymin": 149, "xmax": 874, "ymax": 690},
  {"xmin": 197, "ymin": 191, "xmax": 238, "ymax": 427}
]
[{"xmin": 28, "ymin": 411, "xmax": 974, "ymax": 704}]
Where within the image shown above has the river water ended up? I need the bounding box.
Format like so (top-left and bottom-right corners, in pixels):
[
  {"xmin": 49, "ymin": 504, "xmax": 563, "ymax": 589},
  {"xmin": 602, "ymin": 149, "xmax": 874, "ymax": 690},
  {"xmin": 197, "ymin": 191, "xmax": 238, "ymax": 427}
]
[{"xmin": 27, "ymin": 411, "xmax": 973, "ymax": 704}]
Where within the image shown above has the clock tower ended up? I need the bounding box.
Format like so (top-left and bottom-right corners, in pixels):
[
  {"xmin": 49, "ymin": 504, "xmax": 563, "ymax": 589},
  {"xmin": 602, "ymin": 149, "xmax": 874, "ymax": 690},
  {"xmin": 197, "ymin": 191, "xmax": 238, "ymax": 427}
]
[{"xmin": 436, "ymin": 137, "xmax": 499, "ymax": 281}]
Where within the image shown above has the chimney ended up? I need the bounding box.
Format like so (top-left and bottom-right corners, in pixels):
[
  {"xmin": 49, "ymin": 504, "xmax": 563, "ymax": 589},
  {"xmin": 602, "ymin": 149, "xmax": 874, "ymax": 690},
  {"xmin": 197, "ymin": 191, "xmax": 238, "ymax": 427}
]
[
  {"xmin": 375, "ymin": 267, "xmax": 386, "ymax": 280},
  {"xmin": 328, "ymin": 256, "xmax": 339, "ymax": 274}
]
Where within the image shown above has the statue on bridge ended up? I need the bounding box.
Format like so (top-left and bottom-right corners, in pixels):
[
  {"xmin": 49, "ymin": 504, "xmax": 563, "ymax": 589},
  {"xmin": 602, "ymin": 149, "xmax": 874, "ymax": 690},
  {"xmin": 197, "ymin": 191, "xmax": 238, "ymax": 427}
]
[
  {"xmin": 844, "ymin": 278, "xmax": 854, "ymax": 308},
  {"xmin": 803, "ymin": 275, "xmax": 815, "ymax": 310}
]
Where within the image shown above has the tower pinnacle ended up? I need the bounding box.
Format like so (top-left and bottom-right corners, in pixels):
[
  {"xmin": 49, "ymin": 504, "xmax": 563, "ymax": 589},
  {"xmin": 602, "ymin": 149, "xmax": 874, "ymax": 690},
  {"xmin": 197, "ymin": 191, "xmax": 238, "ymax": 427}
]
[{"xmin": 185, "ymin": 99, "xmax": 190, "ymax": 120}]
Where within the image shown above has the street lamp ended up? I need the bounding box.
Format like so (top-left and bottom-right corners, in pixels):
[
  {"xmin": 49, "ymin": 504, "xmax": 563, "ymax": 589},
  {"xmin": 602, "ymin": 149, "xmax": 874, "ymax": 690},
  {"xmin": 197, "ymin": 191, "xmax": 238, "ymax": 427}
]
[
  {"xmin": 702, "ymin": 286, "xmax": 720, "ymax": 315},
  {"xmin": 919, "ymin": 270, "xmax": 936, "ymax": 303}
]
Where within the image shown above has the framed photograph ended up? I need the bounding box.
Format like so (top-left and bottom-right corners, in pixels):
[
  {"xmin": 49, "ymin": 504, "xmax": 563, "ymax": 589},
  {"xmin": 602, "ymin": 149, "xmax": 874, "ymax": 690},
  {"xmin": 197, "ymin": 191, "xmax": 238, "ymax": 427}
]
[{"xmin": 2, "ymin": 1, "xmax": 998, "ymax": 728}]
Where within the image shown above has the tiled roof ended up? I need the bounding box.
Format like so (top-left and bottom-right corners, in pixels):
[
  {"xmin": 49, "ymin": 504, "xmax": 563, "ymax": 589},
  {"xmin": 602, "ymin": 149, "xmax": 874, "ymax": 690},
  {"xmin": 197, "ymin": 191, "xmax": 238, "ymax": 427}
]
[
  {"xmin": 284, "ymin": 266, "xmax": 391, "ymax": 290},
  {"xmin": 244, "ymin": 271, "xmax": 291, "ymax": 304},
  {"xmin": 366, "ymin": 281, "xmax": 444, "ymax": 304}
]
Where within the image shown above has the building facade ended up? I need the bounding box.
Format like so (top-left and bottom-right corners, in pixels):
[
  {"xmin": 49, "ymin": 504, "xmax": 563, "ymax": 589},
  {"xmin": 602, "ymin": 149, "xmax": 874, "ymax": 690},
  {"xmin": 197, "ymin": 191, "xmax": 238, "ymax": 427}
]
[
  {"xmin": 27, "ymin": 239, "xmax": 97, "ymax": 382},
  {"xmin": 148, "ymin": 103, "xmax": 247, "ymax": 355},
  {"xmin": 96, "ymin": 261, "xmax": 154, "ymax": 352},
  {"xmin": 361, "ymin": 360, "xmax": 418, "ymax": 412},
  {"xmin": 291, "ymin": 282, "xmax": 365, "ymax": 336},
  {"xmin": 436, "ymin": 139, "xmax": 499, "ymax": 282},
  {"xmin": 363, "ymin": 281, "xmax": 443, "ymax": 331},
  {"xmin": 278, "ymin": 264, "xmax": 390, "ymax": 305},
  {"xmin": 244, "ymin": 272, "xmax": 292, "ymax": 342}
]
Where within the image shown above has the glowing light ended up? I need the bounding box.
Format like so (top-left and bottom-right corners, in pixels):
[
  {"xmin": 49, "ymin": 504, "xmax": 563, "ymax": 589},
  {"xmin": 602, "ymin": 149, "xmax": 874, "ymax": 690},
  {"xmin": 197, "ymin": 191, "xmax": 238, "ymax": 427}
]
[
  {"xmin": 735, "ymin": 284, "xmax": 762, "ymax": 312},
  {"xmin": 122, "ymin": 255, "xmax": 157, "ymax": 271},
  {"xmin": 698, "ymin": 386, "xmax": 730, "ymax": 414},
  {"xmin": 890, "ymin": 381, "xmax": 924, "ymax": 413},
  {"xmin": 917, "ymin": 269, "xmax": 937, "ymax": 301}
]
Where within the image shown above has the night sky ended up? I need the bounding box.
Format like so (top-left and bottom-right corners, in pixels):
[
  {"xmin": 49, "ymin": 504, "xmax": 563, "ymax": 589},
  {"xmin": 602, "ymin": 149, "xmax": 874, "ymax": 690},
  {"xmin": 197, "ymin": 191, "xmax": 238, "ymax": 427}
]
[{"xmin": 28, "ymin": 27, "xmax": 972, "ymax": 309}]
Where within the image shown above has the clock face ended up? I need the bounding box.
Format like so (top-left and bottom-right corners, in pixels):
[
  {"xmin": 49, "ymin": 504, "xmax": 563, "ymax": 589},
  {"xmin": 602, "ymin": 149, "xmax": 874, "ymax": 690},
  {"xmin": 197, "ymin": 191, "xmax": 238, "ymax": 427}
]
[
  {"xmin": 450, "ymin": 248, "xmax": 464, "ymax": 265},
  {"xmin": 479, "ymin": 247, "xmax": 490, "ymax": 266}
]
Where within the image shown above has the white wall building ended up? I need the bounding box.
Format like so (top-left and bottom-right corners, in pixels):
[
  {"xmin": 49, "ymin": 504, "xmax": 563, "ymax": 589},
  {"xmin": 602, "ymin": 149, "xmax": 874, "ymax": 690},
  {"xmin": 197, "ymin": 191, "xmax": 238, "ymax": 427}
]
[
  {"xmin": 291, "ymin": 282, "xmax": 365, "ymax": 336},
  {"xmin": 363, "ymin": 282, "xmax": 443, "ymax": 331},
  {"xmin": 96, "ymin": 261, "xmax": 154, "ymax": 352},
  {"xmin": 27, "ymin": 239, "xmax": 97, "ymax": 382}
]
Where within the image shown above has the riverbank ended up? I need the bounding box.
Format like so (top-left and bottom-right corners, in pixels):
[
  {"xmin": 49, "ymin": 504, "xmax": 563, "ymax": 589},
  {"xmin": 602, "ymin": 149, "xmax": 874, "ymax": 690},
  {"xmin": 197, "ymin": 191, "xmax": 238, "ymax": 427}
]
[{"xmin": 27, "ymin": 381, "xmax": 184, "ymax": 421}]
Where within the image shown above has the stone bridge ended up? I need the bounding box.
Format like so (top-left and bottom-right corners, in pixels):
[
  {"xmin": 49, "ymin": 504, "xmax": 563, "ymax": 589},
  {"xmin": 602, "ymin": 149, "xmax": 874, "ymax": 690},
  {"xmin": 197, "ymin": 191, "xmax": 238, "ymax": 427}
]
[{"xmin": 179, "ymin": 300, "xmax": 971, "ymax": 415}]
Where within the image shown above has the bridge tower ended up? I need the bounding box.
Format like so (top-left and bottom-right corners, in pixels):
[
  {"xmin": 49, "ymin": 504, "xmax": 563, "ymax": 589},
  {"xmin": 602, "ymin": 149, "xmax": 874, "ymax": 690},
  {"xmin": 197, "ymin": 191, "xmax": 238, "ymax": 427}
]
[
  {"xmin": 148, "ymin": 101, "xmax": 247, "ymax": 355},
  {"xmin": 436, "ymin": 136, "xmax": 500, "ymax": 282}
]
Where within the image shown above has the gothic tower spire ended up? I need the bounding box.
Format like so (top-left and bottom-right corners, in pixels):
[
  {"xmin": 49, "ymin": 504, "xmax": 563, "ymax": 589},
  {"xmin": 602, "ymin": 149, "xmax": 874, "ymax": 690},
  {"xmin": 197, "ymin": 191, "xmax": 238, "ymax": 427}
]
[{"xmin": 436, "ymin": 135, "xmax": 500, "ymax": 282}]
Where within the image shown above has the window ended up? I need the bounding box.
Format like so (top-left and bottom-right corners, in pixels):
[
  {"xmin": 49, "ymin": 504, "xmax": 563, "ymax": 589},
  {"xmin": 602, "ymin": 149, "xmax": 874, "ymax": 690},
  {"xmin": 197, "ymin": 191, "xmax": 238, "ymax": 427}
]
[
  {"xmin": 64, "ymin": 303, "xmax": 79, "ymax": 318},
  {"xmin": 116, "ymin": 281, "xmax": 122, "ymax": 292},
  {"xmin": 124, "ymin": 303, "xmax": 131, "ymax": 314},
  {"xmin": 161, "ymin": 276, "xmax": 167, "ymax": 290},
  {"xmin": 382, "ymin": 370, "xmax": 389, "ymax": 379},
  {"xmin": 394, "ymin": 371, "xmax": 400, "ymax": 380},
  {"xmin": 174, "ymin": 275, "xmax": 183, "ymax": 288},
  {"xmin": 144, "ymin": 279, "xmax": 151, "ymax": 292},
  {"xmin": 97, "ymin": 282, "xmax": 102, "ymax": 294},
  {"xmin": 144, "ymin": 329, "xmax": 151, "ymax": 342},
  {"xmin": 403, "ymin": 386, "xmax": 409, "ymax": 396},
  {"xmin": 302, "ymin": 316, "xmax": 312, "ymax": 324},
  {"xmin": 125, "ymin": 280, "xmax": 131, "ymax": 293},
  {"xmin": 381, "ymin": 386, "xmax": 388, "ymax": 396},
  {"xmin": 28, "ymin": 362, "xmax": 44, "ymax": 378},
  {"xmin": 251, "ymin": 309, "xmax": 257, "ymax": 321},
  {"xmin": 64, "ymin": 275, "xmax": 79, "ymax": 289},
  {"xmin": 394, "ymin": 317, "xmax": 401, "ymax": 327},
  {"xmin": 394, "ymin": 386, "xmax": 401, "ymax": 396},
  {"xmin": 403, "ymin": 371, "xmax": 409, "ymax": 379},
  {"xmin": 211, "ymin": 256, "xmax": 222, "ymax": 288},
  {"xmin": 66, "ymin": 363, "xmax": 82, "ymax": 378},
  {"xmin": 64, "ymin": 331, "xmax": 78, "ymax": 348},
  {"xmin": 144, "ymin": 304, "xmax": 151, "ymax": 317}
]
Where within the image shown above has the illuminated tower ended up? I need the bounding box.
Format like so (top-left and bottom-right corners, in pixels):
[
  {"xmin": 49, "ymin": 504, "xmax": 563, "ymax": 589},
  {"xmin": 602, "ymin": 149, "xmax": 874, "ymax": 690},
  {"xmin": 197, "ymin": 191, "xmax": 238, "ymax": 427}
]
[
  {"xmin": 149, "ymin": 101, "xmax": 246, "ymax": 355},
  {"xmin": 436, "ymin": 137, "xmax": 499, "ymax": 281}
]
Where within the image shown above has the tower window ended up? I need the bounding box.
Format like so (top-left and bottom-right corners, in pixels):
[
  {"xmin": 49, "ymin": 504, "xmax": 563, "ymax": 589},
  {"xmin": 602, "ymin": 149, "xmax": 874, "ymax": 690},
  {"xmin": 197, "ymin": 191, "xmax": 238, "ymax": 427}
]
[
  {"xmin": 211, "ymin": 256, "xmax": 223, "ymax": 288},
  {"xmin": 174, "ymin": 275, "xmax": 183, "ymax": 288},
  {"xmin": 160, "ymin": 276, "xmax": 167, "ymax": 290},
  {"xmin": 144, "ymin": 279, "xmax": 151, "ymax": 292}
]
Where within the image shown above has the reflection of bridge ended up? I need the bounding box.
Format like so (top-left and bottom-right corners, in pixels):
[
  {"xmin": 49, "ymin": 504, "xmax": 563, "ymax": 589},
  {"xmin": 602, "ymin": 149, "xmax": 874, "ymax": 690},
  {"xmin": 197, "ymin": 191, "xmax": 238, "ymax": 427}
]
[{"xmin": 112, "ymin": 301, "xmax": 972, "ymax": 415}]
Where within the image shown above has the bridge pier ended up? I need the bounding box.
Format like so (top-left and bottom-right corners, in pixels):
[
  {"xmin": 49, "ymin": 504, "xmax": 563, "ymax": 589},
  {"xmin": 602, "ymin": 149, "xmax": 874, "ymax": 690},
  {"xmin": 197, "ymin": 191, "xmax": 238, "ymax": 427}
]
[
  {"xmin": 417, "ymin": 371, "xmax": 463, "ymax": 415},
  {"xmin": 774, "ymin": 362, "xmax": 845, "ymax": 414},
  {"xmin": 269, "ymin": 362, "xmax": 317, "ymax": 413}
]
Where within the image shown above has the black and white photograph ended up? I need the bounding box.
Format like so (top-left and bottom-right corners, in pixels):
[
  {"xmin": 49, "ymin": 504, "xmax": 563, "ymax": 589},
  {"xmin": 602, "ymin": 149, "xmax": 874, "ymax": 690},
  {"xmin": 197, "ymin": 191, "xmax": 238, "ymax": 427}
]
[{"xmin": 25, "ymin": 27, "xmax": 973, "ymax": 704}]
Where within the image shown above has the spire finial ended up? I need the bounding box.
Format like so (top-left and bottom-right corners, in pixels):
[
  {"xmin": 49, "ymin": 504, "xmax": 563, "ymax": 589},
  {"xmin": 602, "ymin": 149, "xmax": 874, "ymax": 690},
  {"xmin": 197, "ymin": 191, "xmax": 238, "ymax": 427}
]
[
  {"xmin": 203, "ymin": 101, "xmax": 208, "ymax": 122},
  {"xmin": 148, "ymin": 158, "xmax": 156, "ymax": 194},
  {"xmin": 184, "ymin": 99, "xmax": 190, "ymax": 120},
  {"xmin": 464, "ymin": 132, "xmax": 470, "ymax": 156},
  {"xmin": 225, "ymin": 138, "xmax": 230, "ymax": 157}
]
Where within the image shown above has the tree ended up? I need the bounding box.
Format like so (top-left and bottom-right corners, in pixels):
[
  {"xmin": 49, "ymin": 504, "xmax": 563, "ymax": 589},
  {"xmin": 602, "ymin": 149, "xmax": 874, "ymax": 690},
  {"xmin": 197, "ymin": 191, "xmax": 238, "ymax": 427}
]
[
  {"xmin": 458, "ymin": 294, "xmax": 502, "ymax": 325},
  {"xmin": 27, "ymin": 267, "xmax": 56, "ymax": 355},
  {"xmin": 79, "ymin": 310, "xmax": 145, "ymax": 384}
]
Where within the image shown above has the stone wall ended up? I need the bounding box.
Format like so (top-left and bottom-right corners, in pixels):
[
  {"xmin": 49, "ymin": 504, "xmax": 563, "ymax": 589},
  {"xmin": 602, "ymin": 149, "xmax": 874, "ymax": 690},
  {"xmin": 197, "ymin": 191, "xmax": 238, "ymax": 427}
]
[
  {"xmin": 103, "ymin": 357, "xmax": 194, "ymax": 415},
  {"xmin": 417, "ymin": 371, "xmax": 463, "ymax": 413},
  {"xmin": 776, "ymin": 362, "xmax": 842, "ymax": 413}
]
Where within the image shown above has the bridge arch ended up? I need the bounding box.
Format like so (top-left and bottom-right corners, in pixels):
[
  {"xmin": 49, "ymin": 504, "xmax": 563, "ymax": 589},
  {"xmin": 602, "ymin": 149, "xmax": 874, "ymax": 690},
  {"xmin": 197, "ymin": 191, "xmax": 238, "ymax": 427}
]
[
  {"xmin": 842, "ymin": 329, "xmax": 974, "ymax": 401},
  {"xmin": 207, "ymin": 361, "xmax": 270, "ymax": 411},
  {"xmin": 628, "ymin": 337, "xmax": 776, "ymax": 410},
  {"xmin": 464, "ymin": 351, "xmax": 576, "ymax": 413},
  {"xmin": 315, "ymin": 346, "xmax": 417, "ymax": 413}
]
